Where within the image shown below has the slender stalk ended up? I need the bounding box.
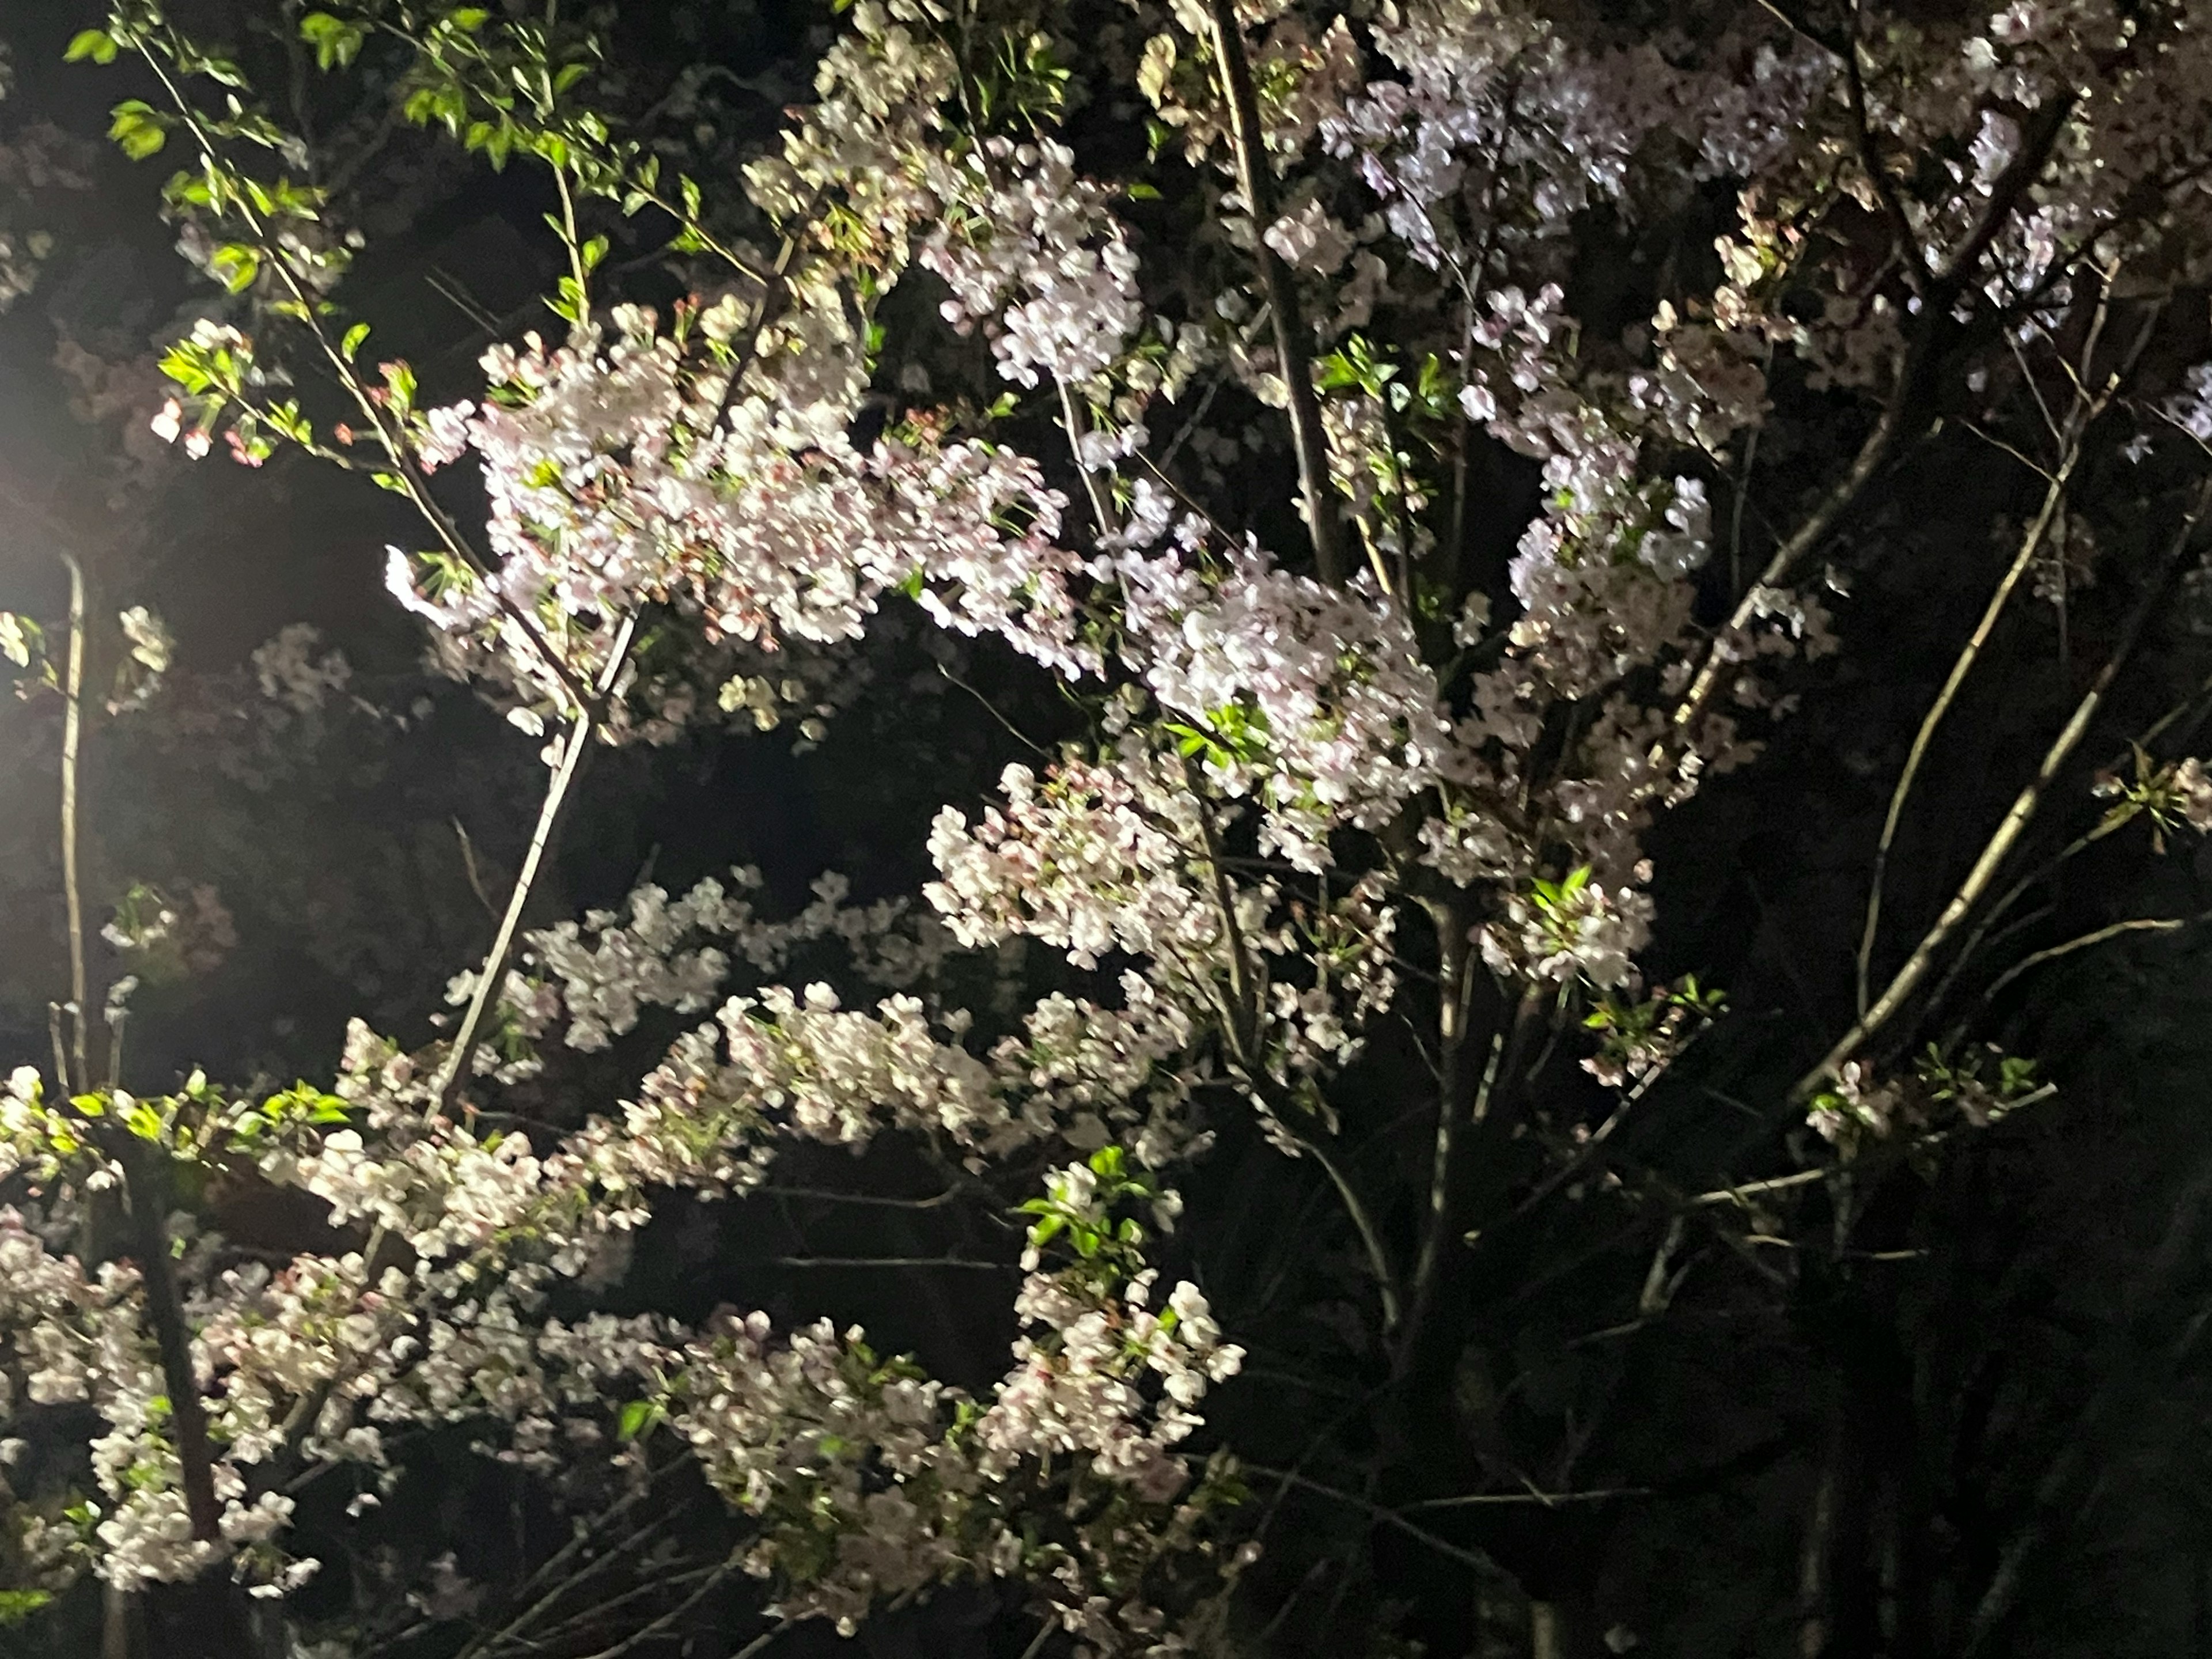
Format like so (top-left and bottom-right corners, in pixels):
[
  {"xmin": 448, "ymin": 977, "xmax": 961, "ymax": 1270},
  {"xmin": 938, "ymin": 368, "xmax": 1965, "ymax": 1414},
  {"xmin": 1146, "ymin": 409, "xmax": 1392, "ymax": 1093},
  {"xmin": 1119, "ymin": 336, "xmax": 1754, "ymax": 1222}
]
[
  {"xmin": 134, "ymin": 47, "xmax": 593, "ymax": 713},
  {"xmin": 1800, "ymin": 475, "xmax": 2212, "ymax": 1096},
  {"xmin": 571, "ymin": 1567, "xmax": 729, "ymax": 1659},
  {"xmin": 1856, "ymin": 460, "xmax": 2076, "ymax": 1011},
  {"xmin": 1970, "ymin": 912, "xmax": 2196, "ymax": 1015},
  {"xmin": 771, "ymin": 1255, "xmax": 1017, "ymax": 1270},
  {"xmin": 1922, "ymin": 658, "xmax": 2212, "ymax": 1018},
  {"xmin": 1403, "ymin": 909, "xmax": 1477, "ymax": 1342},
  {"xmin": 436, "ymin": 610, "xmax": 639, "ymax": 1109},
  {"xmin": 1306, "ymin": 1138, "xmax": 1403, "ymax": 1334},
  {"xmin": 1248, "ymin": 1466, "xmax": 1505, "ymax": 1575},
  {"xmin": 58, "ymin": 554, "xmax": 97, "ymax": 1093},
  {"xmin": 1058, "ymin": 377, "xmax": 1119, "ymax": 539},
  {"xmin": 1844, "ymin": 2, "xmax": 1929, "ymax": 296},
  {"xmin": 1675, "ymin": 376, "xmax": 1914, "ymax": 730},
  {"xmin": 1206, "ymin": 0, "xmax": 1344, "ymax": 584},
  {"xmin": 1857, "ymin": 292, "xmax": 2149, "ymax": 1011}
]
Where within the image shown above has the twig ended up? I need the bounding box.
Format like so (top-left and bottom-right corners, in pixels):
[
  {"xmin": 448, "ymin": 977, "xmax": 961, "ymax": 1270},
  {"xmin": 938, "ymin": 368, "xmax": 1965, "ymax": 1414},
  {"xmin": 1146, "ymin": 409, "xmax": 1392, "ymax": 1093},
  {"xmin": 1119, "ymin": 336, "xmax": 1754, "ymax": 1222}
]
[
  {"xmin": 571, "ymin": 1566, "xmax": 729, "ymax": 1659},
  {"xmin": 131, "ymin": 41, "xmax": 593, "ymax": 715},
  {"xmin": 1306, "ymin": 1137, "xmax": 1403, "ymax": 1334},
  {"xmin": 51, "ymin": 552, "xmax": 222, "ymax": 1544},
  {"xmin": 1400, "ymin": 907, "xmax": 1491, "ymax": 1361},
  {"xmin": 771, "ymin": 1255, "xmax": 1017, "ymax": 1270},
  {"xmin": 437, "ymin": 610, "xmax": 641, "ymax": 1109},
  {"xmin": 1801, "ymin": 475, "xmax": 2212, "ymax": 1096},
  {"xmin": 1245, "ymin": 1466, "xmax": 1507, "ymax": 1576},
  {"xmin": 1691, "ymin": 1168, "xmax": 1828, "ymax": 1207},
  {"xmin": 58, "ymin": 554, "xmax": 97, "ymax": 1094},
  {"xmin": 1673, "ymin": 90, "xmax": 2079, "ymax": 739},
  {"xmin": 1856, "ymin": 292, "xmax": 2149, "ymax": 1013},
  {"xmin": 1057, "ymin": 377, "xmax": 1118, "ymax": 538},
  {"xmin": 1856, "ymin": 462, "xmax": 2075, "ymax": 1011},
  {"xmin": 757, "ymin": 1184, "xmax": 969, "ymax": 1210},
  {"xmin": 1971, "ymin": 912, "xmax": 2198, "ymax": 1014},
  {"xmin": 1844, "ymin": 5, "xmax": 1930, "ymax": 296},
  {"xmin": 1403, "ymin": 1483, "xmax": 1649, "ymax": 1511},
  {"xmin": 1205, "ymin": 0, "xmax": 1344, "ymax": 584}
]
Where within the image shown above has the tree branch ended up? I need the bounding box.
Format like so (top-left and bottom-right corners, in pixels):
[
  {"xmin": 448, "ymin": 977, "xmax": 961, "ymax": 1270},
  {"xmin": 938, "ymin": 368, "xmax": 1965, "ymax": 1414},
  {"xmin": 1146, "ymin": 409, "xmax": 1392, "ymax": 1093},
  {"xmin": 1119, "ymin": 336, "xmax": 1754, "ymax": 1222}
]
[
  {"xmin": 1206, "ymin": 0, "xmax": 1345, "ymax": 585},
  {"xmin": 435, "ymin": 609, "xmax": 640, "ymax": 1109},
  {"xmin": 1800, "ymin": 474, "xmax": 2212, "ymax": 1097}
]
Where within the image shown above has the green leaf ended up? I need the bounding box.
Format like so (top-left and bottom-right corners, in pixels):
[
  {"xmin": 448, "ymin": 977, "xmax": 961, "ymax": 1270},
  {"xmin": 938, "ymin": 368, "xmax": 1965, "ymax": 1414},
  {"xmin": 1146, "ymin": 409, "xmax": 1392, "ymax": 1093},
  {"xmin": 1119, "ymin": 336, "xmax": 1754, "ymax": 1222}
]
[
  {"xmin": 109, "ymin": 100, "xmax": 171, "ymax": 161},
  {"xmin": 340, "ymin": 321, "xmax": 371, "ymax": 361},
  {"xmin": 211, "ymin": 243, "xmax": 260, "ymax": 295},
  {"xmin": 0, "ymin": 1589, "xmax": 55, "ymax": 1626},
  {"xmin": 298, "ymin": 12, "xmax": 363, "ymax": 71},
  {"xmin": 615, "ymin": 1399, "xmax": 659, "ymax": 1440},
  {"xmin": 65, "ymin": 29, "xmax": 120, "ymax": 65}
]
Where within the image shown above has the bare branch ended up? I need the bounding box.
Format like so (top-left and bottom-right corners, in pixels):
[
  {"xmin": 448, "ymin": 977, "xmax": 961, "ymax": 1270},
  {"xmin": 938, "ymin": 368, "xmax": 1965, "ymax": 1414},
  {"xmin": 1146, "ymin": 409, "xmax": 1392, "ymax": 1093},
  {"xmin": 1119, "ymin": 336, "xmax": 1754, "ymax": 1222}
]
[
  {"xmin": 437, "ymin": 609, "xmax": 642, "ymax": 1109},
  {"xmin": 1800, "ymin": 474, "xmax": 2212, "ymax": 1097}
]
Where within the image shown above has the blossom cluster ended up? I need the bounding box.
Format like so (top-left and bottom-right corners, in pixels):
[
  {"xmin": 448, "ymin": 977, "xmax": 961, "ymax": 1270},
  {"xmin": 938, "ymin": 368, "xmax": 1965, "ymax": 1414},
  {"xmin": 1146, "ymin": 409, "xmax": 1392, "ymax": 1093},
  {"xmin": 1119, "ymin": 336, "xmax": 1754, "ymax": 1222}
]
[
  {"xmin": 390, "ymin": 303, "xmax": 1100, "ymax": 733},
  {"xmin": 452, "ymin": 866, "xmax": 949, "ymax": 1062}
]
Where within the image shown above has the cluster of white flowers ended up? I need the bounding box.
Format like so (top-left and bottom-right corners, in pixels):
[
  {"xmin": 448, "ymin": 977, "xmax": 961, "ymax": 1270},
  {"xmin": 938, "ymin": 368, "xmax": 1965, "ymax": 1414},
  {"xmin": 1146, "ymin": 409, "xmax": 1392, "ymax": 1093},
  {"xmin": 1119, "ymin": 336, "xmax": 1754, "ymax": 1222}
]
[
  {"xmin": 392, "ymin": 302, "xmax": 1100, "ymax": 733},
  {"xmin": 1478, "ymin": 870, "xmax": 1656, "ymax": 994},
  {"xmin": 920, "ymin": 136, "xmax": 1143, "ymax": 392},
  {"xmin": 453, "ymin": 866, "xmax": 947, "ymax": 1060},
  {"xmin": 660, "ymin": 1160, "xmax": 1242, "ymax": 1651},
  {"xmin": 1110, "ymin": 547, "xmax": 1450, "ymax": 872},
  {"xmin": 927, "ymin": 750, "xmax": 1230, "ymax": 975},
  {"xmin": 1319, "ymin": 0, "xmax": 1828, "ymax": 277}
]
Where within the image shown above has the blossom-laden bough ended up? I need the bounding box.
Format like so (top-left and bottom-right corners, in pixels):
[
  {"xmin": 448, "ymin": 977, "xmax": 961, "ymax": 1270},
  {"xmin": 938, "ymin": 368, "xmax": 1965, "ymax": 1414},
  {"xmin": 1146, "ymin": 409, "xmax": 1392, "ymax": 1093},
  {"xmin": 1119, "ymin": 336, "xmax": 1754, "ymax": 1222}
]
[{"xmin": 5, "ymin": 0, "xmax": 2212, "ymax": 1652}]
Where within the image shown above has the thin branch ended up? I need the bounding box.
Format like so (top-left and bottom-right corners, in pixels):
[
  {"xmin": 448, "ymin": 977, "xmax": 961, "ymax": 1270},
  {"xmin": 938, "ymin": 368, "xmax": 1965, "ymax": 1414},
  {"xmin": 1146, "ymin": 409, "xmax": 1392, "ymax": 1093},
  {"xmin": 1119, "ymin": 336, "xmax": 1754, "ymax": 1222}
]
[
  {"xmin": 1801, "ymin": 475, "xmax": 2212, "ymax": 1096},
  {"xmin": 1402, "ymin": 907, "xmax": 1492, "ymax": 1359},
  {"xmin": 1691, "ymin": 1168, "xmax": 1828, "ymax": 1207},
  {"xmin": 58, "ymin": 554, "xmax": 96, "ymax": 1094},
  {"xmin": 1674, "ymin": 375, "xmax": 1915, "ymax": 730},
  {"xmin": 1057, "ymin": 377, "xmax": 1118, "ymax": 538},
  {"xmin": 1205, "ymin": 0, "xmax": 1344, "ymax": 584},
  {"xmin": 437, "ymin": 609, "xmax": 641, "ymax": 1109},
  {"xmin": 571, "ymin": 1567, "xmax": 730, "ymax": 1659},
  {"xmin": 1306, "ymin": 1138, "xmax": 1403, "ymax": 1335},
  {"xmin": 757, "ymin": 1184, "xmax": 969, "ymax": 1210},
  {"xmin": 53, "ymin": 553, "xmax": 222, "ymax": 1546},
  {"xmin": 1674, "ymin": 90, "xmax": 2080, "ymax": 739},
  {"xmin": 770, "ymin": 1255, "xmax": 1017, "ymax": 1270},
  {"xmin": 134, "ymin": 43, "xmax": 594, "ymax": 714},
  {"xmin": 1403, "ymin": 1483, "xmax": 1650, "ymax": 1511},
  {"xmin": 1247, "ymin": 1466, "xmax": 1508, "ymax": 1575},
  {"xmin": 120, "ymin": 1138, "xmax": 224, "ymax": 1543},
  {"xmin": 1859, "ymin": 290, "xmax": 2149, "ymax": 1014},
  {"xmin": 1857, "ymin": 457, "xmax": 2077, "ymax": 1012},
  {"xmin": 1972, "ymin": 912, "xmax": 2199, "ymax": 1014}
]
